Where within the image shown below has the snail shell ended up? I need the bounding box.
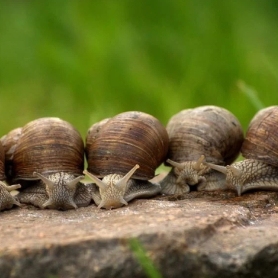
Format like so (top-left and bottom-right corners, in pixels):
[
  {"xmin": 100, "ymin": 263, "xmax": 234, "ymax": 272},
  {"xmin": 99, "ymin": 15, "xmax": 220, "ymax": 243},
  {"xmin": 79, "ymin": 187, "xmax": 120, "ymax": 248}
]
[
  {"xmin": 160, "ymin": 105, "xmax": 244, "ymax": 194},
  {"xmin": 241, "ymin": 106, "xmax": 278, "ymax": 166},
  {"xmin": 0, "ymin": 140, "xmax": 5, "ymax": 181},
  {"xmin": 85, "ymin": 117, "xmax": 110, "ymax": 156},
  {"xmin": 1, "ymin": 127, "xmax": 22, "ymax": 182},
  {"xmin": 13, "ymin": 117, "xmax": 84, "ymax": 179},
  {"xmin": 8, "ymin": 117, "xmax": 90, "ymax": 210},
  {"xmin": 84, "ymin": 111, "xmax": 169, "ymax": 209},
  {"xmin": 205, "ymin": 106, "xmax": 278, "ymax": 195},
  {"xmin": 0, "ymin": 140, "xmax": 21, "ymax": 211},
  {"xmin": 86, "ymin": 111, "xmax": 169, "ymax": 179}
]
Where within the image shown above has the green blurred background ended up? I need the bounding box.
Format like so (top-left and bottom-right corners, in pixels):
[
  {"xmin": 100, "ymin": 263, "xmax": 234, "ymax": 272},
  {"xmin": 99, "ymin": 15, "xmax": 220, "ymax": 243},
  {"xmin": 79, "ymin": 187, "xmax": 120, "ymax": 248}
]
[{"xmin": 1, "ymin": 0, "xmax": 278, "ymax": 139}]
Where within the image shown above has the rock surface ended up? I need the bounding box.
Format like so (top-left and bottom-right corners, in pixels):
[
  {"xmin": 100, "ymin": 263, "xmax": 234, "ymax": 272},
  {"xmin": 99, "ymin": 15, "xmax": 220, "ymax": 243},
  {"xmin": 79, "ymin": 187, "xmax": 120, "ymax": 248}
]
[{"xmin": 1, "ymin": 190, "xmax": 278, "ymax": 278}]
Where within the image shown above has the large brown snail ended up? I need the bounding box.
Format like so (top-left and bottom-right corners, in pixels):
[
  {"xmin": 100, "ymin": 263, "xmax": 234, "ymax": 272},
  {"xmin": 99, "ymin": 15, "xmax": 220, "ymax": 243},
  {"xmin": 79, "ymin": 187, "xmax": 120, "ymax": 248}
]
[
  {"xmin": 0, "ymin": 140, "xmax": 21, "ymax": 211},
  {"xmin": 205, "ymin": 106, "xmax": 278, "ymax": 196},
  {"xmin": 3, "ymin": 117, "xmax": 92, "ymax": 210},
  {"xmin": 159, "ymin": 105, "xmax": 244, "ymax": 195},
  {"xmin": 83, "ymin": 111, "xmax": 169, "ymax": 209}
]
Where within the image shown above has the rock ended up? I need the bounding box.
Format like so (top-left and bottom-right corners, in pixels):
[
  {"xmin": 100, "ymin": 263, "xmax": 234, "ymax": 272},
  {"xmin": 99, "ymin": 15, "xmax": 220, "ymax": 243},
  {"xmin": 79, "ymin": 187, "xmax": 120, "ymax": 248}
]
[{"xmin": 1, "ymin": 190, "xmax": 278, "ymax": 278}]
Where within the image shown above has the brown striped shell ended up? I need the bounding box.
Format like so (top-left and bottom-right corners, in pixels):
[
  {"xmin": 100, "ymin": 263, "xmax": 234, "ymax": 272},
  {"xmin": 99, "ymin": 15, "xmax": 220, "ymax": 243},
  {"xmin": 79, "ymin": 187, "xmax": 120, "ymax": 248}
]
[
  {"xmin": 1, "ymin": 127, "xmax": 22, "ymax": 182},
  {"xmin": 85, "ymin": 111, "xmax": 169, "ymax": 180},
  {"xmin": 12, "ymin": 117, "xmax": 84, "ymax": 181},
  {"xmin": 241, "ymin": 106, "xmax": 278, "ymax": 167},
  {"xmin": 85, "ymin": 117, "xmax": 110, "ymax": 157},
  {"xmin": 0, "ymin": 141, "xmax": 6, "ymax": 181},
  {"xmin": 166, "ymin": 105, "xmax": 244, "ymax": 165}
]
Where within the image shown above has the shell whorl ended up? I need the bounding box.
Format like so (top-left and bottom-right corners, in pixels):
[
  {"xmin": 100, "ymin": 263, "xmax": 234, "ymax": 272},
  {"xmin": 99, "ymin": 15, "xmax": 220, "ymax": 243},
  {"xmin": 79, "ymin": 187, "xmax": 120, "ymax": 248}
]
[
  {"xmin": 0, "ymin": 141, "xmax": 6, "ymax": 181},
  {"xmin": 12, "ymin": 117, "xmax": 84, "ymax": 181},
  {"xmin": 1, "ymin": 127, "xmax": 22, "ymax": 182},
  {"xmin": 166, "ymin": 105, "xmax": 244, "ymax": 165},
  {"xmin": 85, "ymin": 111, "xmax": 169, "ymax": 180},
  {"xmin": 241, "ymin": 106, "xmax": 278, "ymax": 167}
]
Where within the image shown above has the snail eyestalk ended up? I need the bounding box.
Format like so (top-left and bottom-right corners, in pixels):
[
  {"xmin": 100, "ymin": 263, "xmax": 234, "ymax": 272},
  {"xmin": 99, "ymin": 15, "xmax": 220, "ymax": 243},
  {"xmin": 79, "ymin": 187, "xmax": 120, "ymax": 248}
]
[
  {"xmin": 166, "ymin": 159, "xmax": 184, "ymax": 170},
  {"xmin": 0, "ymin": 181, "xmax": 22, "ymax": 209},
  {"xmin": 226, "ymin": 165, "xmax": 243, "ymax": 196},
  {"xmin": 227, "ymin": 165, "xmax": 242, "ymax": 177},
  {"xmin": 83, "ymin": 170, "xmax": 107, "ymax": 190},
  {"xmin": 236, "ymin": 184, "xmax": 243, "ymax": 196},
  {"xmin": 33, "ymin": 172, "xmax": 55, "ymax": 189},
  {"xmin": 116, "ymin": 164, "xmax": 140, "ymax": 190},
  {"xmin": 203, "ymin": 162, "xmax": 227, "ymax": 175},
  {"xmin": 0, "ymin": 181, "xmax": 21, "ymax": 192},
  {"xmin": 66, "ymin": 175, "xmax": 84, "ymax": 190},
  {"xmin": 193, "ymin": 155, "xmax": 205, "ymax": 170},
  {"xmin": 84, "ymin": 164, "xmax": 140, "ymax": 209}
]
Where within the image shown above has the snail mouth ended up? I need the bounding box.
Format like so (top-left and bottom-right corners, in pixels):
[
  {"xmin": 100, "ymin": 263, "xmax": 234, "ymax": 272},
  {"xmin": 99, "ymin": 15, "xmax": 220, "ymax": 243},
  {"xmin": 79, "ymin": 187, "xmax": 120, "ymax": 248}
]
[
  {"xmin": 42, "ymin": 198, "xmax": 77, "ymax": 210},
  {"xmin": 97, "ymin": 198, "xmax": 127, "ymax": 209},
  {"xmin": 176, "ymin": 170, "xmax": 200, "ymax": 187}
]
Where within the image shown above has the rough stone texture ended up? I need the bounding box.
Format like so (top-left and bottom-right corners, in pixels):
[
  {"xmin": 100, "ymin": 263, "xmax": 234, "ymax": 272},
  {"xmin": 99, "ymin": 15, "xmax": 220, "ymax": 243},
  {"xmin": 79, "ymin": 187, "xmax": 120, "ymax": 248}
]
[{"xmin": 2, "ymin": 190, "xmax": 278, "ymax": 278}]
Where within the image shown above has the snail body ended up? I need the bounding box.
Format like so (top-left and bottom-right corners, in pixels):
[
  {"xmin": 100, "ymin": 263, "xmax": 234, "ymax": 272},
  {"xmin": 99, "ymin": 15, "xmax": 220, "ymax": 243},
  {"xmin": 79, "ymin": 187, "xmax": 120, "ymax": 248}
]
[
  {"xmin": 5, "ymin": 117, "xmax": 91, "ymax": 210},
  {"xmin": 205, "ymin": 106, "xmax": 278, "ymax": 195},
  {"xmin": 84, "ymin": 111, "xmax": 169, "ymax": 209},
  {"xmin": 159, "ymin": 105, "xmax": 244, "ymax": 195},
  {"xmin": 0, "ymin": 140, "xmax": 21, "ymax": 211}
]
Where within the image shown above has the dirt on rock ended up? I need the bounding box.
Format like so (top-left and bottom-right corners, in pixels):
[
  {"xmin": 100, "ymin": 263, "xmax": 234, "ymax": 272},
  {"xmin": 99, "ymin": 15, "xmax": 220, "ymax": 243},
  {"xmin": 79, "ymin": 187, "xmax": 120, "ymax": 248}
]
[{"xmin": 1, "ymin": 190, "xmax": 278, "ymax": 278}]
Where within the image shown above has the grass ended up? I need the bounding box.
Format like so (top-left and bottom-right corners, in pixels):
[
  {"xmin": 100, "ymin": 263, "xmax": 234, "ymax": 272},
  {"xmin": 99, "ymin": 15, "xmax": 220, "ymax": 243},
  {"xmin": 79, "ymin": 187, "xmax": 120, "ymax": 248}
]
[
  {"xmin": 0, "ymin": 1, "xmax": 278, "ymax": 138},
  {"xmin": 129, "ymin": 238, "xmax": 163, "ymax": 278},
  {"xmin": 237, "ymin": 80, "xmax": 265, "ymax": 111}
]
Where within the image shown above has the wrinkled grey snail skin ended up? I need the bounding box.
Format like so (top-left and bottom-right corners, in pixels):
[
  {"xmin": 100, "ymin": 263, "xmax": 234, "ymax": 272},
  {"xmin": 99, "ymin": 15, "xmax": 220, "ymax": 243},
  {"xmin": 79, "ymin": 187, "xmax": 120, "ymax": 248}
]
[
  {"xmin": 84, "ymin": 164, "xmax": 161, "ymax": 210},
  {"xmin": 16, "ymin": 173, "xmax": 91, "ymax": 210},
  {"xmin": 158, "ymin": 106, "xmax": 244, "ymax": 195},
  {"xmin": 0, "ymin": 182, "xmax": 21, "ymax": 211},
  {"xmin": 159, "ymin": 156, "xmax": 227, "ymax": 195},
  {"xmin": 204, "ymin": 159, "xmax": 278, "ymax": 196},
  {"xmin": 204, "ymin": 106, "xmax": 278, "ymax": 196}
]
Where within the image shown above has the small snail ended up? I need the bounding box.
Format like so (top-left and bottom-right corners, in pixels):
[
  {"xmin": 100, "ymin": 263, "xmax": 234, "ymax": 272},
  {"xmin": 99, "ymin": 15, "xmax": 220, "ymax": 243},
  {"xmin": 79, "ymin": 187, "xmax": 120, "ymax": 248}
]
[
  {"xmin": 5, "ymin": 117, "xmax": 92, "ymax": 210},
  {"xmin": 84, "ymin": 111, "xmax": 169, "ymax": 209},
  {"xmin": 0, "ymin": 140, "xmax": 21, "ymax": 211},
  {"xmin": 159, "ymin": 105, "xmax": 244, "ymax": 195},
  {"xmin": 205, "ymin": 106, "xmax": 278, "ymax": 196}
]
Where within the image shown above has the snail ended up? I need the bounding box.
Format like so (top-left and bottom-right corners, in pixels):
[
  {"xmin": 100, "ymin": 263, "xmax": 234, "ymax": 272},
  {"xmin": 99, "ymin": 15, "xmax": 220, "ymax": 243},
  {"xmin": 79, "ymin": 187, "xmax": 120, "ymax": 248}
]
[
  {"xmin": 204, "ymin": 106, "xmax": 278, "ymax": 196},
  {"xmin": 83, "ymin": 111, "xmax": 169, "ymax": 209},
  {"xmin": 4, "ymin": 117, "xmax": 92, "ymax": 210},
  {"xmin": 0, "ymin": 140, "xmax": 21, "ymax": 211},
  {"xmin": 159, "ymin": 105, "xmax": 244, "ymax": 195},
  {"xmin": 1, "ymin": 127, "xmax": 22, "ymax": 183}
]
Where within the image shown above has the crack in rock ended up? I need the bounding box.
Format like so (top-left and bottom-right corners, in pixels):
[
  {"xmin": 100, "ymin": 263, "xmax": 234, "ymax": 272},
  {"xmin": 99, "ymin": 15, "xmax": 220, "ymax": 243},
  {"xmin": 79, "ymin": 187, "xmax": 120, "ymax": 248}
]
[{"xmin": 1, "ymin": 191, "xmax": 278, "ymax": 277}]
